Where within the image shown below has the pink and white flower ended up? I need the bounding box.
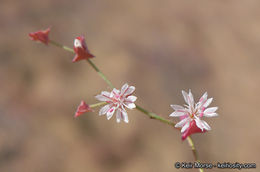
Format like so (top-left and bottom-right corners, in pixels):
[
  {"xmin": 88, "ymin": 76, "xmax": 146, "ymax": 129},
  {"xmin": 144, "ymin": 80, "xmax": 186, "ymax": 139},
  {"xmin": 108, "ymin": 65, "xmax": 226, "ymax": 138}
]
[
  {"xmin": 170, "ymin": 90, "xmax": 218, "ymax": 140},
  {"xmin": 95, "ymin": 83, "xmax": 137, "ymax": 123}
]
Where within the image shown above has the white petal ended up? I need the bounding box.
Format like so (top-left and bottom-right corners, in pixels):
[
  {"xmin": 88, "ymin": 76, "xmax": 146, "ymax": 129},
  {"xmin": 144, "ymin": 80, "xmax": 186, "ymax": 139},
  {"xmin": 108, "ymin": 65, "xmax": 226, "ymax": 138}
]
[
  {"xmin": 121, "ymin": 105, "xmax": 126, "ymax": 112},
  {"xmin": 196, "ymin": 92, "xmax": 208, "ymax": 109},
  {"xmin": 116, "ymin": 109, "xmax": 129, "ymax": 123},
  {"xmin": 203, "ymin": 98, "xmax": 213, "ymax": 108},
  {"xmin": 204, "ymin": 107, "xmax": 218, "ymax": 114},
  {"xmin": 200, "ymin": 120, "xmax": 211, "ymax": 130},
  {"xmin": 169, "ymin": 111, "xmax": 186, "ymax": 117},
  {"xmin": 182, "ymin": 90, "xmax": 189, "ymax": 104},
  {"xmin": 121, "ymin": 83, "xmax": 129, "ymax": 93},
  {"xmin": 203, "ymin": 112, "xmax": 218, "ymax": 117},
  {"xmin": 170, "ymin": 105, "xmax": 185, "ymax": 111},
  {"xmin": 122, "ymin": 110, "xmax": 129, "ymax": 123},
  {"xmin": 124, "ymin": 102, "xmax": 136, "ymax": 109},
  {"xmin": 101, "ymin": 91, "xmax": 111, "ymax": 97},
  {"xmin": 111, "ymin": 88, "xmax": 120, "ymax": 97},
  {"xmin": 125, "ymin": 95, "xmax": 137, "ymax": 102},
  {"xmin": 99, "ymin": 105, "xmax": 110, "ymax": 115},
  {"xmin": 199, "ymin": 92, "xmax": 208, "ymax": 103},
  {"xmin": 175, "ymin": 117, "xmax": 190, "ymax": 128},
  {"xmin": 195, "ymin": 102, "xmax": 201, "ymax": 110},
  {"xmin": 74, "ymin": 38, "xmax": 82, "ymax": 48},
  {"xmin": 124, "ymin": 86, "xmax": 135, "ymax": 96},
  {"xmin": 195, "ymin": 118, "xmax": 204, "ymax": 131},
  {"xmin": 116, "ymin": 110, "xmax": 121, "ymax": 123},
  {"xmin": 106, "ymin": 106, "xmax": 116, "ymax": 120},
  {"xmin": 181, "ymin": 122, "xmax": 190, "ymax": 133},
  {"xmin": 188, "ymin": 90, "xmax": 194, "ymax": 107},
  {"xmin": 95, "ymin": 95, "xmax": 111, "ymax": 102}
]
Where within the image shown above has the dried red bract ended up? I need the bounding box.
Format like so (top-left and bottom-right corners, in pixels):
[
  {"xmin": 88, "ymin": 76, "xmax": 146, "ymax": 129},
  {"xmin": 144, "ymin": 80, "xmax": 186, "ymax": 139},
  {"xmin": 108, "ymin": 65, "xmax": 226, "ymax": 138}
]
[
  {"xmin": 181, "ymin": 120, "xmax": 206, "ymax": 140},
  {"xmin": 29, "ymin": 27, "xmax": 50, "ymax": 45},
  {"xmin": 74, "ymin": 101, "xmax": 93, "ymax": 117},
  {"xmin": 73, "ymin": 36, "xmax": 94, "ymax": 62}
]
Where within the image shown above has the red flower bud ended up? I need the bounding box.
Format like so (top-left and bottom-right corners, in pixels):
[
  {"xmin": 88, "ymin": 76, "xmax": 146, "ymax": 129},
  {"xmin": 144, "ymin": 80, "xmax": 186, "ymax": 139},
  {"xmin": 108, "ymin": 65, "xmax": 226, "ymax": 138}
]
[
  {"xmin": 73, "ymin": 36, "xmax": 94, "ymax": 62},
  {"xmin": 29, "ymin": 27, "xmax": 50, "ymax": 45},
  {"xmin": 74, "ymin": 101, "xmax": 93, "ymax": 118}
]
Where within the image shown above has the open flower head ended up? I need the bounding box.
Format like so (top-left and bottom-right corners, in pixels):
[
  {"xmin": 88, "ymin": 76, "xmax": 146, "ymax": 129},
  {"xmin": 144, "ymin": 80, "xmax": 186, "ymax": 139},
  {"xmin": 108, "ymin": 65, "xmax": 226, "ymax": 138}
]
[
  {"xmin": 170, "ymin": 90, "xmax": 218, "ymax": 140},
  {"xmin": 95, "ymin": 83, "xmax": 137, "ymax": 123},
  {"xmin": 29, "ymin": 27, "xmax": 50, "ymax": 45},
  {"xmin": 73, "ymin": 36, "xmax": 94, "ymax": 62},
  {"xmin": 74, "ymin": 101, "xmax": 93, "ymax": 118}
]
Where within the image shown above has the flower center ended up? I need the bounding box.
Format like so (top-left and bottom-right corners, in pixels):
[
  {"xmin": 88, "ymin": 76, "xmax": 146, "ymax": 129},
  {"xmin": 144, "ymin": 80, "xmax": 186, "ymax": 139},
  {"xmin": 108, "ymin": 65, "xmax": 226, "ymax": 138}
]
[
  {"xmin": 189, "ymin": 109, "xmax": 198, "ymax": 119},
  {"xmin": 110, "ymin": 94, "xmax": 124, "ymax": 107}
]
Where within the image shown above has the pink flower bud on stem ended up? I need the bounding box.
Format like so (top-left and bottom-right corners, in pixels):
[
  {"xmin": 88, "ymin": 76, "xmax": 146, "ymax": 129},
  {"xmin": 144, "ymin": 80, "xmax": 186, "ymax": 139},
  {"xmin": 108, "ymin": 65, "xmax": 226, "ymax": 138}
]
[{"xmin": 29, "ymin": 27, "xmax": 50, "ymax": 45}]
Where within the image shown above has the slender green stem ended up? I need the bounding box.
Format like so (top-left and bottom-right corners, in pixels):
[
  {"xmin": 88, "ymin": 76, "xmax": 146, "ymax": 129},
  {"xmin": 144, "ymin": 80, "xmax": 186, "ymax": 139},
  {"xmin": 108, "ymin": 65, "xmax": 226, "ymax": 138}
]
[
  {"xmin": 89, "ymin": 102, "xmax": 107, "ymax": 108},
  {"xmin": 49, "ymin": 40, "xmax": 114, "ymax": 89},
  {"xmin": 187, "ymin": 136, "xmax": 204, "ymax": 172},
  {"xmin": 48, "ymin": 39, "xmax": 202, "ymax": 171},
  {"xmin": 86, "ymin": 59, "xmax": 114, "ymax": 88},
  {"xmin": 136, "ymin": 105, "xmax": 178, "ymax": 129},
  {"xmin": 49, "ymin": 40, "xmax": 74, "ymax": 53}
]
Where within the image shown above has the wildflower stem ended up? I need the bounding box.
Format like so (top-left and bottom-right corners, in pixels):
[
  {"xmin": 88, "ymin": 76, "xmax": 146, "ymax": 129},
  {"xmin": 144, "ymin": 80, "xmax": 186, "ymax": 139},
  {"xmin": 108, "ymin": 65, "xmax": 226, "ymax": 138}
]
[
  {"xmin": 86, "ymin": 59, "xmax": 114, "ymax": 88},
  {"xmin": 89, "ymin": 102, "xmax": 107, "ymax": 108},
  {"xmin": 49, "ymin": 40, "xmax": 74, "ymax": 53},
  {"xmin": 48, "ymin": 40, "xmax": 202, "ymax": 169},
  {"xmin": 49, "ymin": 40, "xmax": 114, "ymax": 88},
  {"xmin": 187, "ymin": 136, "xmax": 204, "ymax": 172},
  {"xmin": 136, "ymin": 105, "xmax": 177, "ymax": 128}
]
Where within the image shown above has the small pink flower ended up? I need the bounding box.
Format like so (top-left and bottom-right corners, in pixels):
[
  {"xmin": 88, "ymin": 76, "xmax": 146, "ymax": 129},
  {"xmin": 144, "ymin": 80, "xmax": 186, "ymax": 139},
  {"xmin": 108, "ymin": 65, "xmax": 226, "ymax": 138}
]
[
  {"xmin": 73, "ymin": 36, "xmax": 94, "ymax": 62},
  {"xmin": 170, "ymin": 90, "xmax": 218, "ymax": 140},
  {"xmin": 95, "ymin": 83, "xmax": 137, "ymax": 123},
  {"xmin": 74, "ymin": 101, "xmax": 93, "ymax": 118},
  {"xmin": 29, "ymin": 27, "xmax": 50, "ymax": 45}
]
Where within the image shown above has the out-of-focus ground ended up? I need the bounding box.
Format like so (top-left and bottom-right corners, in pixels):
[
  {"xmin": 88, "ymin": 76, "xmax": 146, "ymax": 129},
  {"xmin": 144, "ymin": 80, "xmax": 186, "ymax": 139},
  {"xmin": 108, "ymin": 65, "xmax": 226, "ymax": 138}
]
[{"xmin": 0, "ymin": 0, "xmax": 260, "ymax": 172}]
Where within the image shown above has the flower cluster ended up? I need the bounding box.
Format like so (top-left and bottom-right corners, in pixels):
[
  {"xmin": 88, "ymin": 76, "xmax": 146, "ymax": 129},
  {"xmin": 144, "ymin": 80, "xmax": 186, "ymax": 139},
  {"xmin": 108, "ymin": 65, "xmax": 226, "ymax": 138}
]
[
  {"xmin": 170, "ymin": 90, "xmax": 218, "ymax": 140},
  {"xmin": 29, "ymin": 28, "xmax": 219, "ymax": 140}
]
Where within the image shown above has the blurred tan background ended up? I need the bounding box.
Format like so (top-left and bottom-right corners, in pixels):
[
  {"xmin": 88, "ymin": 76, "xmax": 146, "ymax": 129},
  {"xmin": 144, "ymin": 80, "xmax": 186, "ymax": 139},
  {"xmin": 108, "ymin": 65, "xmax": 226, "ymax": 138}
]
[{"xmin": 0, "ymin": 0, "xmax": 259, "ymax": 171}]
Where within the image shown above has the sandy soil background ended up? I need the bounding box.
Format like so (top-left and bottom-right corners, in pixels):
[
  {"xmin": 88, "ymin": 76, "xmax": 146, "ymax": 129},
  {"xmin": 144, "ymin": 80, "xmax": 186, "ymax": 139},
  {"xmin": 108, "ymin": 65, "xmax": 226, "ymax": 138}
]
[{"xmin": 0, "ymin": 0, "xmax": 259, "ymax": 171}]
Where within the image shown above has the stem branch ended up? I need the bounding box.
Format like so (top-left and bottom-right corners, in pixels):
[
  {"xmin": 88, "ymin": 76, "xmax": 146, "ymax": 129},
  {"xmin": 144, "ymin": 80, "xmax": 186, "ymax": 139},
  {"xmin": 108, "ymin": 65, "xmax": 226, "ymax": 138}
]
[{"xmin": 49, "ymin": 39, "xmax": 203, "ymax": 172}]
